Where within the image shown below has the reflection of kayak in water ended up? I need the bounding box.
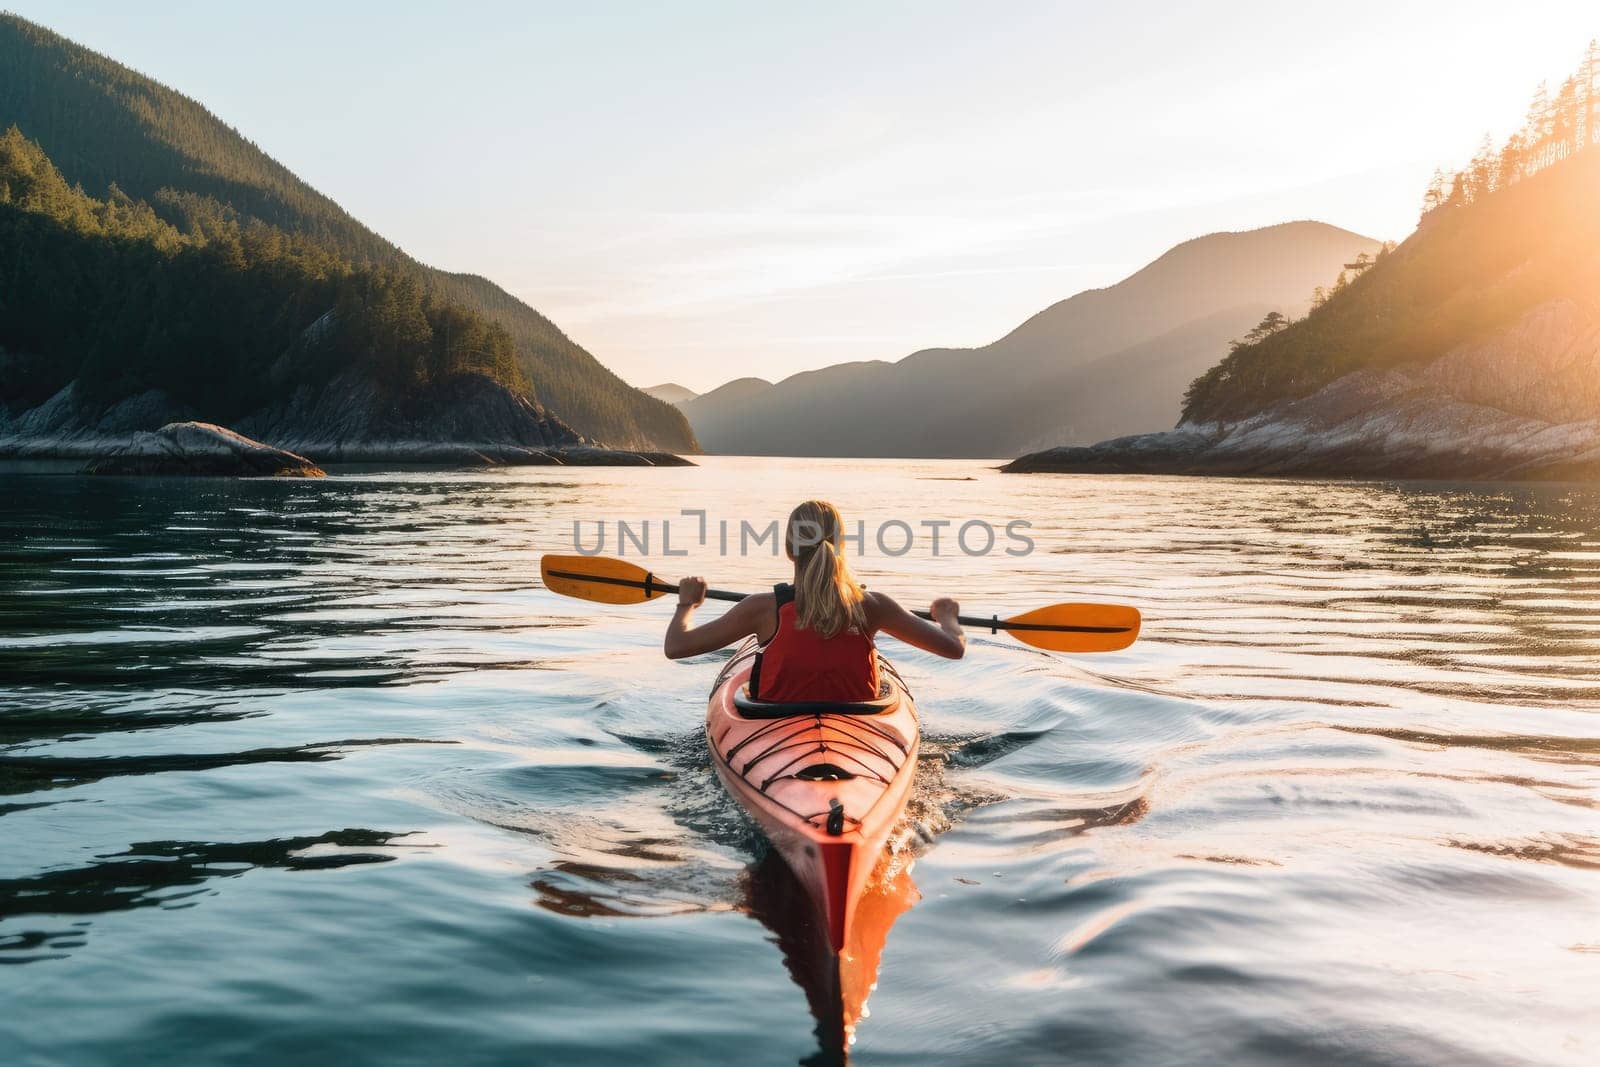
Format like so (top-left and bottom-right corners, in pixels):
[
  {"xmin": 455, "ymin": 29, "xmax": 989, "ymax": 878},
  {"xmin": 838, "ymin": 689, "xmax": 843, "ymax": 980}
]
[
  {"xmin": 744, "ymin": 849, "xmax": 920, "ymax": 1064},
  {"xmin": 707, "ymin": 637, "xmax": 919, "ymax": 956}
]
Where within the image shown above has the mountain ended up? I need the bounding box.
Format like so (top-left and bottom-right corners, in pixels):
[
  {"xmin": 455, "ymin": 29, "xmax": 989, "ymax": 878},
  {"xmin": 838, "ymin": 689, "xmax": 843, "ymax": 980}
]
[
  {"xmin": 642, "ymin": 383, "xmax": 699, "ymax": 405},
  {"xmin": 677, "ymin": 377, "xmax": 778, "ymax": 443},
  {"xmin": 0, "ymin": 126, "xmax": 595, "ymax": 465},
  {"xmin": 0, "ymin": 128, "xmax": 682, "ymax": 469},
  {"xmin": 0, "ymin": 13, "xmax": 695, "ymax": 452},
  {"xmin": 1008, "ymin": 53, "xmax": 1600, "ymax": 481},
  {"xmin": 678, "ymin": 223, "xmax": 1379, "ymax": 457}
]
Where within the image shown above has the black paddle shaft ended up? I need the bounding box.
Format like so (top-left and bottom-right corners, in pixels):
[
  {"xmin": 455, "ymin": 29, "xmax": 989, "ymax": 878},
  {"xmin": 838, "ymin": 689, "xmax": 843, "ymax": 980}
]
[
  {"xmin": 911, "ymin": 609, "xmax": 1127, "ymax": 636},
  {"xmin": 689, "ymin": 580, "xmax": 1122, "ymax": 635},
  {"xmin": 547, "ymin": 566, "xmax": 1126, "ymax": 635}
]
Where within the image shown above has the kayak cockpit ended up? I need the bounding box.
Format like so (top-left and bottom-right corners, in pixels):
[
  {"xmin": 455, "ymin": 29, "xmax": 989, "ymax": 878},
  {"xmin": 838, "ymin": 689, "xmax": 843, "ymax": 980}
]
[
  {"xmin": 794, "ymin": 762, "xmax": 858, "ymax": 781},
  {"xmin": 732, "ymin": 686, "xmax": 899, "ymax": 719}
]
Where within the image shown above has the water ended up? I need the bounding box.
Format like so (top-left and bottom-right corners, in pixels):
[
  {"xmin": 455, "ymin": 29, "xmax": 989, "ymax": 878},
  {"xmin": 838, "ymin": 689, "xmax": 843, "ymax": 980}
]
[{"xmin": 2, "ymin": 458, "xmax": 1597, "ymax": 1065}]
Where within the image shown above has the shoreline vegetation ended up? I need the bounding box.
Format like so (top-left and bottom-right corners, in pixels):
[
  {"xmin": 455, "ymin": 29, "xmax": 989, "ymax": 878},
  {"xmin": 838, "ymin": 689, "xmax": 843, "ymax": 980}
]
[{"xmin": 1008, "ymin": 42, "xmax": 1600, "ymax": 481}]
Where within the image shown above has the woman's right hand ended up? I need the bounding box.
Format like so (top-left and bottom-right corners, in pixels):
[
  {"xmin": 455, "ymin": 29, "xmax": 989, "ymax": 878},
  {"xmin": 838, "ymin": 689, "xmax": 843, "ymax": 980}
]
[
  {"xmin": 930, "ymin": 597, "xmax": 960, "ymax": 627},
  {"xmin": 677, "ymin": 576, "xmax": 708, "ymax": 608}
]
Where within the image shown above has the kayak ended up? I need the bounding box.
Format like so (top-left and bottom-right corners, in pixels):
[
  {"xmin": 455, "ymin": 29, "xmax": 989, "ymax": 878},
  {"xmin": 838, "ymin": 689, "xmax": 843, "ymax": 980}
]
[{"xmin": 706, "ymin": 637, "xmax": 919, "ymax": 954}]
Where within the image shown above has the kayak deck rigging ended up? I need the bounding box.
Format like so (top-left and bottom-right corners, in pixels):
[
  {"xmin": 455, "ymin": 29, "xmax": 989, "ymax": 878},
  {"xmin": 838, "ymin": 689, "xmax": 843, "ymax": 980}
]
[{"xmin": 721, "ymin": 712, "xmax": 909, "ymax": 832}]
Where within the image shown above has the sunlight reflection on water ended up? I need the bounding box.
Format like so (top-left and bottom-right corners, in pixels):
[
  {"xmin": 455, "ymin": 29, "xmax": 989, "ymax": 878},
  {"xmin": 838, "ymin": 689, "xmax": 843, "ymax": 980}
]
[{"xmin": 1, "ymin": 458, "xmax": 1597, "ymax": 1065}]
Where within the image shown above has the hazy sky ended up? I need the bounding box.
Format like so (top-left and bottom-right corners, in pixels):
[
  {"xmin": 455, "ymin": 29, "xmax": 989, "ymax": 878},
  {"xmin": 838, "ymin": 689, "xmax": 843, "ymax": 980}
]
[{"xmin": 12, "ymin": 2, "xmax": 1599, "ymax": 392}]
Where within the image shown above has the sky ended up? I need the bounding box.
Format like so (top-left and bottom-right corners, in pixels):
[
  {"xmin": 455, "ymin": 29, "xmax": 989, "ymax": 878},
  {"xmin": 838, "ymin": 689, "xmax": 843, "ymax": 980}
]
[{"xmin": 11, "ymin": 1, "xmax": 1600, "ymax": 392}]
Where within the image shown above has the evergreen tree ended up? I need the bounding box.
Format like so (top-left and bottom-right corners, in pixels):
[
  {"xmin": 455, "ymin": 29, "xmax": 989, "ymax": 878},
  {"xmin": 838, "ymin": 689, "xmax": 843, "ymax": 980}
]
[{"xmin": 0, "ymin": 128, "xmax": 530, "ymax": 419}]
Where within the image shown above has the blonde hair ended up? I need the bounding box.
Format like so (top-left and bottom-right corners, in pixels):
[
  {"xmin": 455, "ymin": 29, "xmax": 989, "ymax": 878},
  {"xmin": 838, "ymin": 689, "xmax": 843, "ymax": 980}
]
[{"xmin": 786, "ymin": 500, "xmax": 867, "ymax": 639}]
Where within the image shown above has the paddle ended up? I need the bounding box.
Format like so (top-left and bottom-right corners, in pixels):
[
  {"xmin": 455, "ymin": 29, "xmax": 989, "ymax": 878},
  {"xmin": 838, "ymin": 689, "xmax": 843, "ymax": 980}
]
[{"xmin": 540, "ymin": 554, "xmax": 1141, "ymax": 653}]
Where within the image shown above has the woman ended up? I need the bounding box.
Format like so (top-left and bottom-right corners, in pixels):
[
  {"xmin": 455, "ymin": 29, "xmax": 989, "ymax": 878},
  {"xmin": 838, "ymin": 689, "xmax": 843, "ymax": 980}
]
[{"xmin": 664, "ymin": 501, "xmax": 964, "ymax": 698}]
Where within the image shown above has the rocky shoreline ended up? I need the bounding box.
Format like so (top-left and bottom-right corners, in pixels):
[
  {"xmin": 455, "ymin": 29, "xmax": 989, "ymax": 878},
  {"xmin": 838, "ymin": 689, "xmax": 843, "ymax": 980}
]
[
  {"xmin": 0, "ymin": 432, "xmax": 693, "ymax": 469},
  {"xmin": 1004, "ymin": 300, "xmax": 1600, "ymax": 482},
  {"xmin": 0, "ymin": 372, "xmax": 694, "ymax": 474}
]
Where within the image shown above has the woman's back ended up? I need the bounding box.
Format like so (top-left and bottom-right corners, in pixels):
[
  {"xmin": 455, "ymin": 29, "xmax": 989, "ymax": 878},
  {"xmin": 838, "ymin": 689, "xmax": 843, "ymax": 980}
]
[{"xmin": 751, "ymin": 583, "xmax": 880, "ymax": 702}]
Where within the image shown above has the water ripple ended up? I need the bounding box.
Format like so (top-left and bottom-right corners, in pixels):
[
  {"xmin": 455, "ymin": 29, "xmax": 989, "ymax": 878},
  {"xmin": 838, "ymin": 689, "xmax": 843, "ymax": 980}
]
[{"xmin": 2, "ymin": 463, "xmax": 1597, "ymax": 1065}]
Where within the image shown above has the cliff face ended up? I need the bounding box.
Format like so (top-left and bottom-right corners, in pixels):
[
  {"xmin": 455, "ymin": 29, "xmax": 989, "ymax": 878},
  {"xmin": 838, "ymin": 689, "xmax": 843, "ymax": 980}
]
[
  {"xmin": 1418, "ymin": 301, "xmax": 1600, "ymax": 423},
  {"xmin": 0, "ymin": 384, "xmax": 193, "ymax": 451},
  {"xmin": 1005, "ymin": 300, "xmax": 1600, "ymax": 480},
  {"xmin": 236, "ymin": 372, "xmax": 581, "ymax": 461}
]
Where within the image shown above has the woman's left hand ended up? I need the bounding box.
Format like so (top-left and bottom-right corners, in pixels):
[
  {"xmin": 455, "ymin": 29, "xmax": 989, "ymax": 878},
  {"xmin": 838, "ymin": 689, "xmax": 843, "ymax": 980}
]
[{"xmin": 677, "ymin": 576, "xmax": 708, "ymax": 608}]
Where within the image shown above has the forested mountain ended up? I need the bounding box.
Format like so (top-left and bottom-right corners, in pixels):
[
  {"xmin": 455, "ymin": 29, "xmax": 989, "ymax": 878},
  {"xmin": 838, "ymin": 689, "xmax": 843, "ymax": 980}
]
[
  {"xmin": 679, "ymin": 223, "xmax": 1378, "ymax": 457},
  {"xmin": 1009, "ymin": 43, "xmax": 1600, "ymax": 480},
  {"xmin": 0, "ymin": 128, "xmax": 528, "ymax": 414},
  {"xmin": 1181, "ymin": 42, "xmax": 1600, "ymax": 425},
  {"xmin": 0, "ymin": 13, "xmax": 694, "ymax": 451}
]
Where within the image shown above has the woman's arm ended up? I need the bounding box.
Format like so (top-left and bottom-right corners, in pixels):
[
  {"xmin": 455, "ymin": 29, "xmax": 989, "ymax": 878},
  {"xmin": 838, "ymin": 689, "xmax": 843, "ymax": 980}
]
[
  {"xmin": 664, "ymin": 578, "xmax": 773, "ymax": 659},
  {"xmin": 866, "ymin": 590, "xmax": 965, "ymax": 659}
]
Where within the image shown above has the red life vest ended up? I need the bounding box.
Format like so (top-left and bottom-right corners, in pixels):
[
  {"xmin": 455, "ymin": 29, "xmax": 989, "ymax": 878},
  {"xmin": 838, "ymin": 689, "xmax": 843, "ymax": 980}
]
[{"xmin": 750, "ymin": 583, "xmax": 880, "ymax": 703}]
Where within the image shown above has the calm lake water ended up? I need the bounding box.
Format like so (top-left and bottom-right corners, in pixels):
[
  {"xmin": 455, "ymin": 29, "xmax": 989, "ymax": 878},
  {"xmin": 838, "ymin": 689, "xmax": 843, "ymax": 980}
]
[{"xmin": 3, "ymin": 458, "xmax": 1598, "ymax": 1066}]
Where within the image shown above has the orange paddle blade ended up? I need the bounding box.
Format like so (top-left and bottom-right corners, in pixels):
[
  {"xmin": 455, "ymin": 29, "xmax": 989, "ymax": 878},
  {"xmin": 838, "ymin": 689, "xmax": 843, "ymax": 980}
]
[
  {"xmin": 999, "ymin": 603, "xmax": 1141, "ymax": 653},
  {"xmin": 540, "ymin": 554, "xmax": 675, "ymax": 604}
]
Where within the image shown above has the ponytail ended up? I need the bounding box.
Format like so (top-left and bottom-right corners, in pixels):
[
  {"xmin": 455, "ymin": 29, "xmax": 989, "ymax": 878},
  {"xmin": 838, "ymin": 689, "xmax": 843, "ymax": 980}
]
[{"xmin": 787, "ymin": 501, "xmax": 866, "ymax": 639}]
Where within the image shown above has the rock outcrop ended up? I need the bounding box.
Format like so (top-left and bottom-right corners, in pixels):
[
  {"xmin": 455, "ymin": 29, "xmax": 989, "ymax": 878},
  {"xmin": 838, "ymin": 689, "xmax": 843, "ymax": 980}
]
[
  {"xmin": 83, "ymin": 422, "xmax": 326, "ymax": 477},
  {"xmin": 1004, "ymin": 301, "xmax": 1600, "ymax": 481}
]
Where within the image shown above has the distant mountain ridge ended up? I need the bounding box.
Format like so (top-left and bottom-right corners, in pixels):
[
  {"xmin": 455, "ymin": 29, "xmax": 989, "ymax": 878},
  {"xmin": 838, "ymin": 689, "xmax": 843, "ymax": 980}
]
[
  {"xmin": 0, "ymin": 13, "xmax": 694, "ymax": 451},
  {"xmin": 679, "ymin": 222, "xmax": 1379, "ymax": 457},
  {"xmin": 643, "ymin": 383, "xmax": 699, "ymax": 405}
]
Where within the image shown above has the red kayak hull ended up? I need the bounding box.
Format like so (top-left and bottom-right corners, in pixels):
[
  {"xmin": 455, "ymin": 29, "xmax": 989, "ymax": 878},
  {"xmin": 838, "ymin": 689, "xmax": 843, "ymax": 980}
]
[{"xmin": 706, "ymin": 640, "xmax": 919, "ymax": 953}]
